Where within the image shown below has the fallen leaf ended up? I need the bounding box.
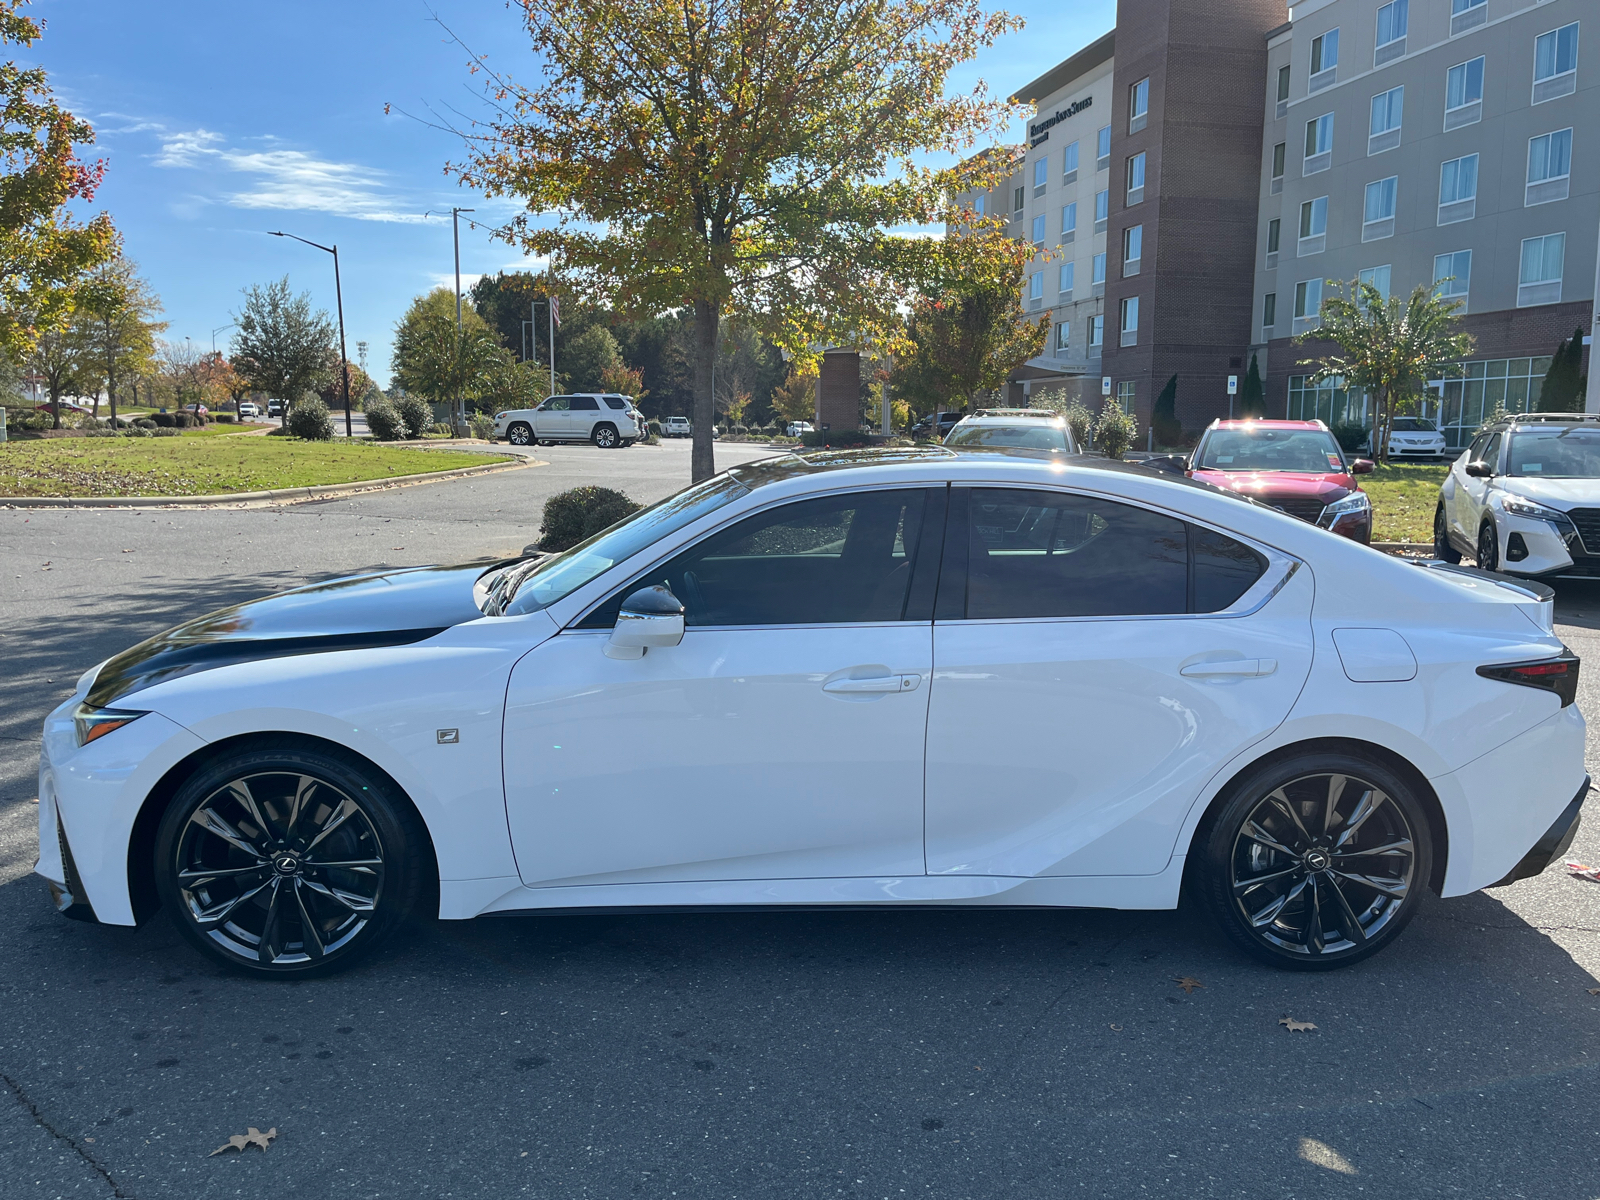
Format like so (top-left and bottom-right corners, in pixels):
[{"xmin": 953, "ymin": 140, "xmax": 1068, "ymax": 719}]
[
  {"xmin": 121, "ymin": 549, "xmax": 133, "ymax": 553},
  {"xmin": 1280, "ymin": 1017, "xmax": 1317, "ymax": 1033},
  {"xmin": 1174, "ymin": 976, "xmax": 1204, "ymax": 994},
  {"xmin": 210, "ymin": 1127, "xmax": 277, "ymax": 1156},
  {"xmin": 1567, "ymin": 861, "xmax": 1600, "ymax": 884},
  {"xmin": 1109, "ymin": 1023, "xmax": 1123, "ymax": 1032},
  {"xmin": 1587, "ymin": 988, "xmax": 1599, "ymax": 996}
]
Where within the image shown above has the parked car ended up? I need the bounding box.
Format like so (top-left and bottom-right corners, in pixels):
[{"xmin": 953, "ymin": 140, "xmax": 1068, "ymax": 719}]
[
  {"xmin": 1435, "ymin": 412, "xmax": 1600, "ymax": 577},
  {"xmin": 663, "ymin": 416, "xmax": 693, "ymax": 438},
  {"xmin": 184, "ymin": 403, "xmax": 209, "ymax": 416},
  {"xmin": 266, "ymin": 399, "xmax": 285, "ymax": 418},
  {"xmin": 944, "ymin": 409, "xmax": 1078, "ymax": 453},
  {"xmin": 1187, "ymin": 419, "xmax": 1375, "ymax": 543},
  {"xmin": 39, "ymin": 448, "xmax": 1585, "ymax": 978},
  {"xmin": 34, "ymin": 402, "xmax": 91, "ymax": 415},
  {"xmin": 1364, "ymin": 416, "xmax": 1448, "ymax": 460},
  {"xmin": 494, "ymin": 393, "xmax": 644, "ymax": 448},
  {"xmin": 911, "ymin": 411, "xmax": 963, "ymax": 440},
  {"xmin": 237, "ymin": 402, "xmax": 262, "ymax": 419},
  {"xmin": 786, "ymin": 421, "xmax": 814, "ymax": 438}
]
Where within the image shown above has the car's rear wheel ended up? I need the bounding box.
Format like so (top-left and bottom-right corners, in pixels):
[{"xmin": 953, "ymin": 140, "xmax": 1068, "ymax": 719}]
[
  {"xmin": 1434, "ymin": 503, "xmax": 1462, "ymax": 564},
  {"xmin": 1194, "ymin": 752, "xmax": 1431, "ymax": 970},
  {"xmin": 507, "ymin": 422, "xmax": 533, "ymax": 446},
  {"xmin": 593, "ymin": 424, "xmax": 619, "ymax": 448},
  {"xmin": 1477, "ymin": 519, "xmax": 1499, "ymax": 571},
  {"xmin": 155, "ymin": 743, "xmax": 428, "ymax": 979}
]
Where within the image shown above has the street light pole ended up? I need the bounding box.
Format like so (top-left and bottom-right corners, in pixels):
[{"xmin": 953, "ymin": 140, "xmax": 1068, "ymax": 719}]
[
  {"xmin": 452, "ymin": 207, "xmax": 475, "ymax": 436},
  {"xmin": 267, "ymin": 230, "xmax": 353, "ymax": 438},
  {"xmin": 211, "ymin": 322, "xmax": 235, "ymax": 357}
]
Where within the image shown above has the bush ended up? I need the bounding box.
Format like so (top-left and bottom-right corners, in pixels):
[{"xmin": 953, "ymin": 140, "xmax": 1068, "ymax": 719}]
[
  {"xmin": 152, "ymin": 427, "xmax": 181, "ymax": 437},
  {"xmin": 469, "ymin": 412, "xmax": 497, "ymax": 440},
  {"xmin": 363, "ymin": 399, "xmax": 403, "ymax": 441},
  {"xmin": 394, "ymin": 393, "xmax": 433, "ymax": 440},
  {"xmin": 647, "ymin": 420, "xmax": 662, "ymax": 438},
  {"xmin": 799, "ymin": 428, "xmax": 873, "ymax": 448},
  {"xmin": 215, "ymin": 412, "xmax": 235, "ymax": 424},
  {"xmin": 1062, "ymin": 401, "xmax": 1095, "ymax": 450},
  {"xmin": 539, "ymin": 486, "xmax": 643, "ymax": 552},
  {"xmin": 1330, "ymin": 421, "xmax": 1369, "ymax": 454},
  {"xmin": 1094, "ymin": 404, "xmax": 1139, "ymax": 460},
  {"xmin": 133, "ymin": 417, "xmax": 156, "ymax": 429},
  {"xmin": 6, "ymin": 407, "xmax": 51, "ymax": 431},
  {"xmin": 288, "ymin": 396, "xmax": 335, "ymax": 440}
]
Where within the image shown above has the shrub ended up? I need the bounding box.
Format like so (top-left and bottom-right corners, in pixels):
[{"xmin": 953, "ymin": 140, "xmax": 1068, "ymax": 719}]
[
  {"xmin": 364, "ymin": 399, "xmax": 405, "ymax": 441},
  {"xmin": 647, "ymin": 420, "xmax": 662, "ymax": 438},
  {"xmin": 215, "ymin": 412, "xmax": 235, "ymax": 424},
  {"xmin": 469, "ymin": 412, "xmax": 497, "ymax": 440},
  {"xmin": 172, "ymin": 412, "xmax": 194, "ymax": 428},
  {"xmin": 539, "ymin": 486, "xmax": 643, "ymax": 551},
  {"xmin": 133, "ymin": 417, "xmax": 156, "ymax": 429},
  {"xmin": 1330, "ymin": 421, "xmax": 1369, "ymax": 454},
  {"xmin": 288, "ymin": 395, "xmax": 335, "ymax": 440},
  {"xmin": 1062, "ymin": 401, "xmax": 1095, "ymax": 450},
  {"xmin": 394, "ymin": 393, "xmax": 433, "ymax": 439},
  {"xmin": 152, "ymin": 427, "xmax": 181, "ymax": 437},
  {"xmin": 6, "ymin": 407, "xmax": 50, "ymax": 431},
  {"xmin": 799, "ymin": 428, "xmax": 872, "ymax": 448},
  {"xmin": 126, "ymin": 425, "xmax": 152, "ymax": 438},
  {"xmin": 431, "ymin": 421, "xmax": 455, "ymax": 437},
  {"xmin": 1094, "ymin": 404, "xmax": 1138, "ymax": 460}
]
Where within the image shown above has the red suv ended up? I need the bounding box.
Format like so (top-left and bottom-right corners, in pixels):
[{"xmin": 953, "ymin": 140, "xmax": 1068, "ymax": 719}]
[{"xmin": 1186, "ymin": 419, "xmax": 1375, "ymax": 543}]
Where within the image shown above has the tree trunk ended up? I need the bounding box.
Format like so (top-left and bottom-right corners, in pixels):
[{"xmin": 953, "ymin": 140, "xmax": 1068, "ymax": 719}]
[
  {"xmin": 50, "ymin": 388, "xmax": 60, "ymax": 430},
  {"xmin": 1375, "ymin": 385, "xmax": 1390, "ymax": 466},
  {"xmin": 691, "ymin": 298, "xmax": 719, "ymax": 483}
]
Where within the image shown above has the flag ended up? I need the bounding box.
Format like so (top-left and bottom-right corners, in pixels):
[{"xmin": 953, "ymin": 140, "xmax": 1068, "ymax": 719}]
[{"xmin": 550, "ymin": 296, "xmax": 561, "ymax": 327}]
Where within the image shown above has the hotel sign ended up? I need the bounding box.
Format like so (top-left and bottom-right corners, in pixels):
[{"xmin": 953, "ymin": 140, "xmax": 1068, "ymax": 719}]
[{"xmin": 1029, "ymin": 94, "xmax": 1092, "ymax": 146}]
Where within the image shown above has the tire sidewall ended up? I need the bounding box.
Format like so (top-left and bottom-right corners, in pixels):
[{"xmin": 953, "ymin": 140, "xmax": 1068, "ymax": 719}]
[
  {"xmin": 1195, "ymin": 750, "xmax": 1432, "ymax": 970},
  {"xmin": 1478, "ymin": 519, "xmax": 1498, "ymax": 571},
  {"xmin": 508, "ymin": 422, "xmax": 532, "ymax": 446},
  {"xmin": 1434, "ymin": 503, "xmax": 1462, "ymax": 563},
  {"xmin": 593, "ymin": 424, "xmax": 618, "ymax": 448},
  {"xmin": 154, "ymin": 742, "xmax": 426, "ymax": 979}
]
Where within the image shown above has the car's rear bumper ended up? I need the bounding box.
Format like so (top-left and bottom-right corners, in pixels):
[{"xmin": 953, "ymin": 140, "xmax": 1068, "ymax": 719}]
[{"xmin": 1493, "ymin": 776, "xmax": 1587, "ymax": 886}]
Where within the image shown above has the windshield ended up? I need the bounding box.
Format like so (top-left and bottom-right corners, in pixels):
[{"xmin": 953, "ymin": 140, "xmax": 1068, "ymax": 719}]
[
  {"xmin": 1507, "ymin": 427, "xmax": 1600, "ymax": 478},
  {"xmin": 946, "ymin": 423, "xmax": 1070, "ymax": 451},
  {"xmin": 486, "ymin": 474, "xmax": 748, "ymax": 616},
  {"xmin": 1391, "ymin": 418, "xmax": 1437, "ymax": 432},
  {"xmin": 1196, "ymin": 428, "xmax": 1347, "ymax": 473}
]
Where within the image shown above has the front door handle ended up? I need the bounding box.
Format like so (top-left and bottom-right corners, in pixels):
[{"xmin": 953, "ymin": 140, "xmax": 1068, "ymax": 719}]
[
  {"xmin": 1180, "ymin": 658, "xmax": 1278, "ymax": 678},
  {"xmin": 823, "ymin": 673, "xmax": 921, "ymax": 694}
]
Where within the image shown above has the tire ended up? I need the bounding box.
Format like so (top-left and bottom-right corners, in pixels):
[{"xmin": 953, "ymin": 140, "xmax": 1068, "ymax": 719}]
[
  {"xmin": 154, "ymin": 742, "xmax": 429, "ymax": 979},
  {"xmin": 592, "ymin": 424, "xmax": 619, "ymax": 448},
  {"xmin": 1194, "ymin": 751, "xmax": 1432, "ymax": 970},
  {"xmin": 507, "ymin": 422, "xmax": 533, "ymax": 447},
  {"xmin": 1433, "ymin": 503, "xmax": 1462, "ymax": 564},
  {"xmin": 1477, "ymin": 519, "xmax": 1499, "ymax": 571}
]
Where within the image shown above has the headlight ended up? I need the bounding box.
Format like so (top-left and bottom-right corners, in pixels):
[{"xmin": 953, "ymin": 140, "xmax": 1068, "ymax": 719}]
[
  {"xmin": 1320, "ymin": 490, "xmax": 1371, "ymax": 519},
  {"xmin": 73, "ymin": 703, "xmax": 148, "ymax": 746},
  {"xmin": 1501, "ymin": 496, "xmax": 1575, "ymax": 529},
  {"xmin": 495, "ymin": 412, "xmax": 508, "ymax": 421}
]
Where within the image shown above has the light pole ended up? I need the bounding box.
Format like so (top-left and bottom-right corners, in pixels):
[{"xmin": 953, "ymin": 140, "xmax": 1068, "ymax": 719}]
[
  {"xmin": 211, "ymin": 322, "xmax": 235, "ymax": 356},
  {"xmin": 267, "ymin": 230, "xmax": 353, "ymax": 437},
  {"xmin": 452, "ymin": 207, "xmax": 475, "ymax": 436}
]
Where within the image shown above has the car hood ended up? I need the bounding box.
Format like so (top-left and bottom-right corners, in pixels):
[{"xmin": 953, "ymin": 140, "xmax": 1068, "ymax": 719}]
[
  {"xmin": 86, "ymin": 562, "xmax": 496, "ymax": 708},
  {"xmin": 1189, "ymin": 469, "xmax": 1355, "ymax": 503},
  {"xmin": 1496, "ymin": 477, "xmax": 1600, "ymax": 508}
]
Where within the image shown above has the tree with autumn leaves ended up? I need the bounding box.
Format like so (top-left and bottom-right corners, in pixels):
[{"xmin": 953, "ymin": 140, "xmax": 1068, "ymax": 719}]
[{"xmin": 443, "ymin": 0, "xmax": 1029, "ymax": 481}]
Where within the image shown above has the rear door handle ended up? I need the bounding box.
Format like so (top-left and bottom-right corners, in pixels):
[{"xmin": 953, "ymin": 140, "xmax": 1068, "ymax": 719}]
[
  {"xmin": 1180, "ymin": 658, "xmax": 1278, "ymax": 678},
  {"xmin": 823, "ymin": 673, "xmax": 922, "ymax": 694}
]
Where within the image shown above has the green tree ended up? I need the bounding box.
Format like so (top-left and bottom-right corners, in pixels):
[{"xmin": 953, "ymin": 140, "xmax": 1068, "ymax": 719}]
[
  {"xmin": 1539, "ymin": 327, "xmax": 1587, "ymax": 412},
  {"xmin": 230, "ymin": 277, "xmax": 336, "ymax": 423},
  {"xmin": 1151, "ymin": 374, "xmax": 1180, "ymax": 447},
  {"xmin": 0, "ymin": 1, "xmax": 116, "ymax": 362},
  {"xmin": 26, "ymin": 313, "xmax": 91, "ymax": 427},
  {"xmin": 561, "ymin": 323, "xmax": 621, "ymax": 393},
  {"xmin": 894, "ymin": 269, "xmax": 1049, "ymax": 415},
  {"xmin": 442, "ymin": 0, "xmax": 1026, "ymax": 481},
  {"xmin": 74, "ymin": 252, "xmax": 163, "ymax": 423},
  {"xmin": 1295, "ymin": 279, "xmax": 1474, "ymax": 465},
  {"xmin": 1239, "ymin": 353, "xmax": 1265, "ymax": 417},
  {"xmin": 391, "ymin": 289, "xmax": 505, "ymax": 416}
]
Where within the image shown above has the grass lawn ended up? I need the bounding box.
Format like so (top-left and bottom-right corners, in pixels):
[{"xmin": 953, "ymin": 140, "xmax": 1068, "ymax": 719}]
[
  {"xmin": 0, "ymin": 436, "xmax": 510, "ymax": 498},
  {"xmin": 1362, "ymin": 463, "xmax": 1450, "ymax": 543}
]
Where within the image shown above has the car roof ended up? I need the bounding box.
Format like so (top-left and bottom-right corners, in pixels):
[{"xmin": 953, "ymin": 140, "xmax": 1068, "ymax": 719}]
[
  {"xmin": 1495, "ymin": 412, "xmax": 1600, "ymax": 427},
  {"xmin": 1207, "ymin": 419, "xmax": 1329, "ymax": 431},
  {"xmin": 957, "ymin": 410, "xmax": 1067, "ymax": 423}
]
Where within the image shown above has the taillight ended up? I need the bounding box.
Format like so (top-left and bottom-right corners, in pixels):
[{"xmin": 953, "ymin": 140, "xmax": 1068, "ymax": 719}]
[{"xmin": 1477, "ymin": 653, "xmax": 1580, "ymax": 707}]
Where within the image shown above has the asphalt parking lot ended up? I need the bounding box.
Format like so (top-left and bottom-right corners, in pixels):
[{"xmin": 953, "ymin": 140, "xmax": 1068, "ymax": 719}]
[{"xmin": 3, "ymin": 439, "xmax": 1599, "ymax": 1199}]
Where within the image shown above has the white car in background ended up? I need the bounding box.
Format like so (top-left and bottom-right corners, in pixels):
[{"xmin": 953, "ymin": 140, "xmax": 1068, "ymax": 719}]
[
  {"xmin": 495, "ymin": 393, "xmax": 644, "ymax": 448},
  {"xmin": 664, "ymin": 416, "xmax": 693, "ymax": 438},
  {"xmin": 1369, "ymin": 416, "xmax": 1448, "ymax": 460},
  {"xmin": 237, "ymin": 402, "xmax": 262, "ymax": 419},
  {"xmin": 38, "ymin": 448, "xmax": 1586, "ymax": 978},
  {"xmin": 787, "ymin": 421, "xmax": 814, "ymax": 437},
  {"xmin": 1436, "ymin": 412, "xmax": 1600, "ymax": 578}
]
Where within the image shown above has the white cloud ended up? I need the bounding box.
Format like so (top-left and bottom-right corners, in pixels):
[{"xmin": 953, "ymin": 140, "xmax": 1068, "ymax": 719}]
[
  {"xmin": 153, "ymin": 128, "xmax": 427, "ymax": 224},
  {"xmin": 426, "ymin": 272, "xmax": 484, "ymax": 292}
]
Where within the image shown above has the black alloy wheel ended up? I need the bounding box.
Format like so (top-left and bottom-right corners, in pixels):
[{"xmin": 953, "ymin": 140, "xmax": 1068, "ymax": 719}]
[
  {"xmin": 592, "ymin": 424, "xmax": 620, "ymax": 449},
  {"xmin": 1434, "ymin": 503, "xmax": 1462, "ymax": 564},
  {"xmin": 1477, "ymin": 519, "xmax": 1499, "ymax": 571},
  {"xmin": 155, "ymin": 743, "xmax": 427, "ymax": 978},
  {"xmin": 1196, "ymin": 753, "xmax": 1430, "ymax": 969}
]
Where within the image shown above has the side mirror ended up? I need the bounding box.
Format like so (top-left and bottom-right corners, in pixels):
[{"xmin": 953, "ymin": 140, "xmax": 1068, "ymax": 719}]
[
  {"xmin": 1350, "ymin": 458, "xmax": 1375, "ymax": 475},
  {"xmin": 604, "ymin": 584, "xmax": 685, "ymax": 660},
  {"xmin": 1464, "ymin": 460, "xmax": 1493, "ymax": 478}
]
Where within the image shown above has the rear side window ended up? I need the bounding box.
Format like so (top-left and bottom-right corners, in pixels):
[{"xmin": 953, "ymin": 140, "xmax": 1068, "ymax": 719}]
[
  {"xmin": 943, "ymin": 489, "xmax": 1266, "ymax": 619},
  {"xmin": 572, "ymin": 396, "xmax": 600, "ymax": 411},
  {"xmin": 603, "ymin": 396, "xmax": 627, "ymax": 409}
]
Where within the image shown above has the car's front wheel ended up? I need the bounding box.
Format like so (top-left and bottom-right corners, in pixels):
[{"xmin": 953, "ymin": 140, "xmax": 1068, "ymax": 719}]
[
  {"xmin": 507, "ymin": 422, "xmax": 533, "ymax": 446},
  {"xmin": 154, "ymin": 742, "xmax": 428, "ymax": 978},
  {"xmin": 1434, "ymin": 503, "xmax": 1462, "ymax": 563},
  {"xmin": 1194, "ymin": 751, "xmax": 1431, "ymax": 970},
  {"xmin": 1477, "ymin": 519, "xmax": 1499, "ymax": 571}
]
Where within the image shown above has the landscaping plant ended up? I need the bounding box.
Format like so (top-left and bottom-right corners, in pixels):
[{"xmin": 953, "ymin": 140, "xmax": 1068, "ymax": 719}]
[
  {"xmin": 287, "ymin": 395, "xmax": 335, "ymax": 440},
  {"xmin": 538, "ymin": 486, "xmax": 643, "ymax": 551},
  {"xmin": 363, "ymin": 399, "xmax": 406, "ymax": 441},
  {"xmin": 1094, "ymin": 404, "xmax": 1138, "ymax": 460}
]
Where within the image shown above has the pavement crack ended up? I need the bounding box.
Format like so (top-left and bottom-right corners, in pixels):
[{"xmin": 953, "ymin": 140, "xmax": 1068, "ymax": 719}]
[{"xmin": 1, "ymin": 1069, "xmax": 131, "ymax": 1197}]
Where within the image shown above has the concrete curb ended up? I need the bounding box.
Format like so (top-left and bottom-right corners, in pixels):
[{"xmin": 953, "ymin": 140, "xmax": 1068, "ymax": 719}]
[{"xmin": 0, "ymin": 455, "xmax": 534, "ymax": 509}]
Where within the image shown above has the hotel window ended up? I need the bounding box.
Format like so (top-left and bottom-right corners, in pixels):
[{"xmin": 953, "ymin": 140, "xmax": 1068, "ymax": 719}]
[
  {"xmin": 1092, "ymin": 251, "xmax": 1107, "ymax": 292},
  {"xmin": 1120, "ymin": 297, "xmax": 1139, "ymax": 346},
  {"xmin": 1129, "ymin": 77, "xmax": 1149, "ymax": 133},
  {"xmin": 1063, "ymin": 140, "xmax": 1079, "ymax": 183},
  {"xmin": 1533, "ymin": 23, "xmax": 1579, "ymax": 103},
  {"xmin": 1518, "ymin": 232, "xmax": 1565, "ymax": 306},
  {"xmin": 1089, "ymin": 314, "xmax": 1104, "ymax": 348},
  {"xmin": 1096, "ymin": 125, "xmax": 1111, "ymax": 171},
  {"xmin": 1368, "ymin": 86, "xmax": 1403, "ymax": 154},
  {"xmin": 1526, "ymin": 128, "xmax": 1573, "ymax": 205},
  {"xmin": 1263, "ymin": 291, "xmax": 1277, "ymax": 331},
  {"xmin": 1358, "ymin": 264, "xmax": 1392, "ymax": 301},
  {"xmin": 1276, "ymin": 65, "xmax": 1291, "ymax": 119},
  {"xmin": 1116, "ymin": 381, "xmax": 1136, "ymax": 413},
  {"xmin": 973, "ymin": 194, "xmax": 985, "ymax": 217},
  {"xmin": 1028, "ymin": 270, "xmax": 1044, "ymax": 307},
  {"xmin": 1059, "ymin": 261, "xmax": 1075, "ymax": 294},
  {"xmin": 1094, "ymin": 188, "xmax": 1109, "ymax": 233},
  {"xmin": 1062, "ymin": 201, "xmax": 1078, "ymax": 241},
  {"xmin": 1271, "ymin": 142, "xmax": 1286, "ymax": 193},
  {"xmin": 1451, "ymin": 0, "xmax": 1486, "ymax": 38},
  {"xmin": 1123, "ymin": 224, "xmax": 1143, "ymax": 276},
  {"xmin": 1298, "ymin": 195, "xmax": 1328, "ymax": 255},
  {"xmin": 1310, "ymin": 29, "xmax": 1339, "ymax": 91},
  {"xmin": 1375, "ymin": 0, "xmax": 1407, "ymax": 65},
  {"xmin": 1294, "ymin": 277, "xmax": 1323, "ymax": 333},
  {"xmin": 1126, "ymin": 152, "xmax": 1146, "ymax": 205},
  {"xmin": 1445, "ymin": 56, "xmax": 1484, "ymax": 129},
  {"xmin": 1055, "ymin": 321, "xmax": 1072, "ymax": 353},
  {"xmin": 1433, "ymin": 249, "xmax": 1472, "ymax": 311},
  {"xmin": 1032, "ymin": 214, "xmax": 1047, "ymax": 246},
  {"xmin": 1363, "ymin": 175, "xmax": 1397, "ymax": 241},
  {"xmin": 1033, "ymin": 155, "xmax": 1049, "ymax": 196},
  {"xmin": 1303, "ymin": 113, "xmax": 1333, "ymax": 174},
  {"xmin": 1438, "ymin": 153, "xmax": 1478, "ymax": 224},
  {"xmin": 1265, "ymin": 217, "xmax": 1281, "ymax": 269},
  {"xmin": 1013, "ymin": 186, "xmax": 1024, "ymax": 214}
]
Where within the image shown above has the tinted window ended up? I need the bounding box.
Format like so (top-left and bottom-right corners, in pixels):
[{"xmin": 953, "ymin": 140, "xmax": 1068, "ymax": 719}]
[
  {"xmin": 962, "ymin": 490, "xmax": 1187, "ymax": 619},
  {"xmin": 1508, "ymin": 427, "xmax": 1600, "ymax": 478},
  {"xmin": 572, "ymin": 396, "xmax": 600, "ymax": 411},
  {"xmin": 1466, "ymin": 431, "xmax": 1490, "ymax": 462},
  {"xmin": 1193, "ymin": 528, "xmax": 1268, "ymax": 612},
  {"xmin": 603, "ymin": 396, "xmax": 627, "ymax": 409},
  {"xmin": 541, "ymin": 396, "xmax": 572, "ymax": 411},
  {"xmin": 1481, "ymin": 432, "xmax": 1502, "ymax": 469},
  {"xmin": 582, "ymin": 490, "xmax": 928, "ymax": 628}
]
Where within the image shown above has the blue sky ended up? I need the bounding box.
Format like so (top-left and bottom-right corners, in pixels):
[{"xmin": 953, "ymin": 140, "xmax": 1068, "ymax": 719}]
[{"xmin": 39, "ymin": 0, "xmax": 1114, "ymax": 383}]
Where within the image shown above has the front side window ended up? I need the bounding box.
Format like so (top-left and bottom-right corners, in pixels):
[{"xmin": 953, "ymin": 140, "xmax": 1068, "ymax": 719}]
[
  {"xmin": 1528, "ymin": 129, "xmax": 1573, "ymax": 183},
  {"xmin": 1358, "ymin": 264, "xmax": 1392, "ymax": 299},
  {"xmin": 1299, "ymin": 195, "xmax": 1328, "ymax": 237},
  {"xmin": 1311, "ymin": 29, "xmax": 1340, "ymax": 74},
  {"xmin": 1447, "ymin": 56, "xmax": 1484, "ymax": 108},
  {"xmin": 1439, "ymin": 153, "xmax": 1479, "ymax": 203},
  {"xmin": 1365, "ymin": 176, "xmax": 1398, "ymax": 221},
  {"xmin": 1062, "ymin": 201, "xmax": 1077, "ymax": 234},
  {"xmin": 1507, "ymin": 427, "xmax": 1600, "ymax": 478},
  {"xmin": 1305, "ymin": 113, "xmax": 1334, "ymax": 157},
  {"xmin": 1034, "ymin": 156, "xmax": 1049, "ymax": 189},
  {"xmin": 1092, "ymin": 252, "xmax": 1107, "ymax": 285},
  {"xmin": 1063, "ymin": 140, "xmax": 1080, "ymax": 175},
  {"xmin": 1295, "ymin": 277, "xmax": 1323, "ymax": 318},
  {"xmin": 1370, "ymin": 86, "xmax": 1403, "ymax": 135},
  {"xmin": 1376, "ymin": 0, "xmax": 1408, "ymax": 47},
  {"xmin": 1535, "ymin": 23, "xmax": 1580, "ymax": 81},
  {"xmin": 1433, "ymin": 249, "xmax": 1472, "ymax": 297},
  {"xmin": 540, "ymin": 395, "xmax": 572, "ymax": 411},
  {"xmin": 1032, "ymin": 214, "xmax": 1046, "ymax": 245}
]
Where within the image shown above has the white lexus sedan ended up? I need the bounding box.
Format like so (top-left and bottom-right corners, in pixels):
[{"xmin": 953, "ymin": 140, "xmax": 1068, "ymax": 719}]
[{"xmin": 38, "ymin": 448, "xmax": 1587, "ymax": 978}]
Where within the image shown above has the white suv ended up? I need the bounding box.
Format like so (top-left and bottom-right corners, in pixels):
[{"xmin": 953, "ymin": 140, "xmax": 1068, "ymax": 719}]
[
  {"xmin": 1436, "ymin": 412, "xmax": 1600, "ymax": 578},
  {"xmin": 495, "ymin": 393, "xmax": 644, "ymax": 448},
  {"xmin": 663, "ymin": 416, "xmax": 692, "ymax": 438}
]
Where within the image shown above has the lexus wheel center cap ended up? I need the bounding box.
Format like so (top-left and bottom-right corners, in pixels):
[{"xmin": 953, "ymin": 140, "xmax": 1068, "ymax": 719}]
[
  {"xmin": 1304, "ymin": 849, "xmax": 1331, "ymax": 871},
  {"xmin": 273, "ymin": 854, "xmax": 300, "ymax": 876}
]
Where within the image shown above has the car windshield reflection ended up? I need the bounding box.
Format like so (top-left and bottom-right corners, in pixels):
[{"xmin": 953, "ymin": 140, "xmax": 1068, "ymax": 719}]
[
  {"xmin": 1507, "ymin": 428, "xmax": 1600, "ymax": 478},
  {"xmin": 1197, "ymin": 429, "xmax": 1346, "ymax": 473}
]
